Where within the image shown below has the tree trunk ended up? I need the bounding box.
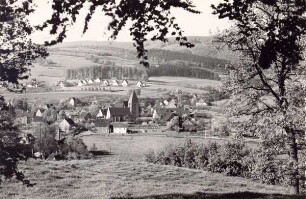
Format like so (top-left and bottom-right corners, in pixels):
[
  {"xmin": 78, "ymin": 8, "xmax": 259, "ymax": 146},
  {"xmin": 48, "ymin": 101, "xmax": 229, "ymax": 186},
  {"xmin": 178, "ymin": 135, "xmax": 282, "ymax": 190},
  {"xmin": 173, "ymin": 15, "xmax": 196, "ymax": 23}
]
[{"xmin": 286, "ymin": 127, "xmax": 299, "ymax": 195}]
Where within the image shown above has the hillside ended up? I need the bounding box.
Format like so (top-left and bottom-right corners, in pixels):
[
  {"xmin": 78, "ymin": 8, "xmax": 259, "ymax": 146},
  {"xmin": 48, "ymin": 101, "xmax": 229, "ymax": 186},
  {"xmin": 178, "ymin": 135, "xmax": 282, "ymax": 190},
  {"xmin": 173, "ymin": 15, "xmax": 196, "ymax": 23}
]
[
  {"xmin": 30, "ymin": 37, "xmax": 235, "ymax": 83},
  {"xmin": 1, "ymin": 159, "xmax": 298, "ymax": 199}
]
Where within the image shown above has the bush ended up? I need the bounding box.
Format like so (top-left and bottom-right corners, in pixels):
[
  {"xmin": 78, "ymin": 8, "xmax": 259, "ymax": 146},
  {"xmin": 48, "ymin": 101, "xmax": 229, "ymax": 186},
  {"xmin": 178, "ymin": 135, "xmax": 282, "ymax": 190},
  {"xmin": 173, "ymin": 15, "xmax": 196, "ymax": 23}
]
[{"xmin": 145, "ymin": 138, "xmax": 305, "ymax": 192}]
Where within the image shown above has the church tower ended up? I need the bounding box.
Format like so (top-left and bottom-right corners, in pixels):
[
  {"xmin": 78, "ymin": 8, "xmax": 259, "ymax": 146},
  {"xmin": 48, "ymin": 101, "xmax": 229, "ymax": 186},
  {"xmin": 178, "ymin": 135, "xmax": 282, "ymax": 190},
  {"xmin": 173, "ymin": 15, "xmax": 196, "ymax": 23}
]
[{"xmin": 128, "ymin": 90, "xmax": 140, "ymax": 119}]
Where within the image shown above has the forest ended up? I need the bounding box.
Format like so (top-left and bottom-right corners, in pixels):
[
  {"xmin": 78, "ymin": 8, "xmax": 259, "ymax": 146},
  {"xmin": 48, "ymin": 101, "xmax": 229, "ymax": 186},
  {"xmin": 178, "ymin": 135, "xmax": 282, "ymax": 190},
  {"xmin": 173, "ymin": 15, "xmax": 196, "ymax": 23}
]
[
  {"xmin": 147, "ymin": 49, "xmax": 228, "ymax": 73},
  {"xmin": 147, "ymin": 64, "xmax": 220, "ymax": 80},
  {"xmin": 66, "ymin": 64, "xmax": 220, "ymax": 81},
  {"xmin": 65, "ymin": 65, "xmax": 148, "ymax": 80}
]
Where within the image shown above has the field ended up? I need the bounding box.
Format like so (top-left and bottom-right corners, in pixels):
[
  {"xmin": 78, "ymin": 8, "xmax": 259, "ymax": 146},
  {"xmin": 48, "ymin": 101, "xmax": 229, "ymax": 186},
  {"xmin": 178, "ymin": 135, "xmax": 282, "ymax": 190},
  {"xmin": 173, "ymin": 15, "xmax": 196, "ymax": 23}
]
[
  {"xmin": 0, "ymin": 159, "xmax": 299, "ymax": 199},
  {"xmin": 1, "ymin": 76, "xmax": 222, "ymax": 103},
  {"xmin": 81, "ymin": 134, "xmax": 259, "ymax": 162}
]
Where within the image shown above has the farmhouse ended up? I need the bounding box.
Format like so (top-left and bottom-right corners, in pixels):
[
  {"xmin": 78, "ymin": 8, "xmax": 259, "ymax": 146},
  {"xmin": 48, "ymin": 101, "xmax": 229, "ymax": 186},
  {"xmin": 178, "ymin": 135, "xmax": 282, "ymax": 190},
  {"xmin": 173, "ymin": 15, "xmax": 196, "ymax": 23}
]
[
  {"xmin": 136, "ymin": 81, "xmax": 145, "ymax": 87},
  {"xmin": 94, "ymin": 78, "xmax": 101, "ymax": 83},
  {"xmin": 96, "ymin": 108, "xmax": 107, "ymax": 118},
  {"xmin": 68, "ymin": 97, "xmax": 82, "ymax": 107},
  {"xmin": 102, "ymin": 80, "xmax": 110, "ymax": 86},
  {"xmin": 35, "ymin": 109, "xmax": 45, "ymax": 117},
  {"xmin": 58, "ymin": 81, "xmax": 71, "ymax": 88},
  {"xmin": 182, "ymin": 119, "xmax": 196, "ymax": 132},
  {"xmin": 111, "ymin": 79, "xmax": 119, "ymax": 86},
  {"xmin": 112, "ymin": 123, "xmax": 128, "ymax": 134},
  {"xmin": 95, "ymin": 119, "xmax": 109, "ymax": 134},
  {"xmin": 121, "ymin": 80, "xmax": 129, "ymax": 87},
  {"xmin": 86, "ymin": 78, "xmax": 94, "ymax": 84},
  {"xmin": 59, "ymin": 118, "xmax": 76, "ymax": 133},
  {"xmin": 77, "ymin": 81, "xmax": 83, "ymax": 86},
  {"xmin": 106, "ymin": 107, "xmax": 130, "ymax": 122},
  {"xmin": 196, "ymin": 99, "xmax": 207, "ymax": 107},
  {"xmin": 80, "ymin": 112, "xmax": 93, "ymax": 121}
]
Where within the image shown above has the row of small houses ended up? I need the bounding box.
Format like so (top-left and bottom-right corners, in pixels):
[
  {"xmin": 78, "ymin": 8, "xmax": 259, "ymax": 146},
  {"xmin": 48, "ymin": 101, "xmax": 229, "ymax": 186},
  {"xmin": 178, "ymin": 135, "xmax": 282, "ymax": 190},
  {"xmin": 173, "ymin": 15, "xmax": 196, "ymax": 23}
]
[{"xmin": 59, "ymin": 78, "xmax": 146, "ymax": 88}]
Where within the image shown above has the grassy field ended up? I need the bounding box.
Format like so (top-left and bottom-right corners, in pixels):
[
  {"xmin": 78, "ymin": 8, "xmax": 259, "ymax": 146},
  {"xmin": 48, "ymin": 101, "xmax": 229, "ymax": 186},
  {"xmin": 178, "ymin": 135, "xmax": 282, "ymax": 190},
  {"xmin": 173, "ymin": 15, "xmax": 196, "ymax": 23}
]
[
  {"xmin": 0, "ymin": 159, "xmax": 299, "ymax": 199},
  {"xmin": 81, "ymin": 134, "xmax": 259, "ymax": 162}
]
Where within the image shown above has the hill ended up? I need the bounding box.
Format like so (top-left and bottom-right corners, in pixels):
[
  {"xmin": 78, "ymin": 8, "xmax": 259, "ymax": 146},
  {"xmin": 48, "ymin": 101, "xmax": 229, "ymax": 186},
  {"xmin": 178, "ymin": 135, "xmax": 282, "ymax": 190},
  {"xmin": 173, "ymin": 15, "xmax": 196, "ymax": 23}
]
[
  {"xmin": 30, "ymin": 37, "xmax": 235, "ymax": 84},
  {"xmin": 1, "ymin": 159, "xmax": 297, "ymax": 199}
]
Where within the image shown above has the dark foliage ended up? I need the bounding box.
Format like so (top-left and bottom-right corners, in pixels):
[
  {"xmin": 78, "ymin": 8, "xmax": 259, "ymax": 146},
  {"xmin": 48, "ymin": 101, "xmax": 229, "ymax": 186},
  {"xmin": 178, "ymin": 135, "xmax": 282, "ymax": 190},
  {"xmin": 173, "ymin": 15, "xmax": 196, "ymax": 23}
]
[
  {"xmin": 148, "ymin": 48, "xmax": 228, "ymax": 73},
  {"xmin": 0, "ymin": 96, "xmax": 31, "ymax": 186},
  {"xmin": 66, "ymin": 65, "xmax": 147, "ymax": 80},
  {"xmin": 147, "ymin": 64, "xmax": 220, "ymax": 80},
  {"xmin": 145, "ymin": 139, "xmax": 305, "ymax": 193},
  {"xmin": 0, "ymin": 0, "xmax": 47, "ymax": 85}
]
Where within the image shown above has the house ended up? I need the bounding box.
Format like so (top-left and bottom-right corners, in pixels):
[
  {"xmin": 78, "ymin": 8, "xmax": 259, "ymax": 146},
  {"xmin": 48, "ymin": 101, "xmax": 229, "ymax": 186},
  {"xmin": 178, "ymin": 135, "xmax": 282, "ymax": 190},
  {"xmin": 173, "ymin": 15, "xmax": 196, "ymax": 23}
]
[
  {"xmin": 106, "ymin": 107, "xmax": 130, "ymax": 122},
  {"xmin": 182, "ymin": 119, "xmax": 196, "ymax": 132},
  {"xmin": 32, "ymin": 116, "xmax": 44, "ymax": 126},
  {"xmin": 165, "ymin": 101, "xmax": 177, "ymax": 108},
  {"xmin": 77, "ymin": 80, "xmax": 83, "ymax": 87},
  {"xmin": 35, "ymin": 109, "xmax": 45, "ymax": 117},
  {"xmin": 102, "ymin": 80, "xmax": 110, "ymax": 86},
  {"xmin": 81, "ymin": 80, "xmax": 87, "ymax": 85},
  {"xmin": 94, "ymin": 78, "xmax": 101, "ymax": 83},
  {"xmin": 26, "ymin": 82, "xmax": 38, "ymax": 88},
  {"xmin": 112, "ymin": 122, "xmax": 128, "ymax": 134},
  {"xmin": 95, "ymin": 119, "xmax": 109, "ymax": 134},
  {"xmin": 86, "ymin": 78, "xmax": 94, "ymax": 84},
  {"xmin": 96, "ymin": 108, "xmax": 107, "ymax": 118},
  {"xmin": 68, "ymin": 97, "xmax": 81, "ymax": 107},
  {"xmin": 80, "ymin": 112, "xmax": 93, "ymax": 121},
  {"xmin": 42, "ymin": 104, "xmax": 54, "ymax": 110},
  {"xmin": 196, "ymin": 99, "xmax": 207, "ymax": 107},
  {"xmin": 163, "ymin": 100, "xmax": 169, "ymax": 106},
  {"xmin": 111, "ymin": 79, "xmax": 119, "ymax": 86},
  {"xmin": 59, "ymin": 118, "xmax": 76, "ymax": 132},
  {"xmin": 58, "ymin": 81, "xmax": 71, "ymax": 88},
  {"xmin": 121, "ymin": 80, "xmax": 129, "ymax": 87},
  {"xmin": 136, "ymin": 81, "xmax": 145, "ymax": 87}
]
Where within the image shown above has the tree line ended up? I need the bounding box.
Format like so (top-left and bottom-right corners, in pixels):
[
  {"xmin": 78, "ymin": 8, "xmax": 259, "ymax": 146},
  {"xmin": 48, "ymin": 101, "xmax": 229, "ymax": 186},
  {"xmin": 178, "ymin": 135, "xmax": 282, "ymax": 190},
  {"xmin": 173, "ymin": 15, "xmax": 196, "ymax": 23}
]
[
  {"xmin": 147, "ymin": 64, "xmax": 220, "ymax": 80},
  {"xmin": 66, "ymin": 65, "xmax": 148, "ymax": 80},
  {"xmin": 148, "ymin": 49, "xmax": 228, "ymax": 73}
]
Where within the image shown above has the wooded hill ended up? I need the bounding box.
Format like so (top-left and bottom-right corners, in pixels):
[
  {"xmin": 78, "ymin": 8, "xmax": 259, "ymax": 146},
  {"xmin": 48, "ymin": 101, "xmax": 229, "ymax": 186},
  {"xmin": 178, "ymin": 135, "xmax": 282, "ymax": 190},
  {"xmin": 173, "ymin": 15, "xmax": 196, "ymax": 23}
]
[{"xmin": 49, "ymin": 37, "xmax": 231, "ymax": 80}]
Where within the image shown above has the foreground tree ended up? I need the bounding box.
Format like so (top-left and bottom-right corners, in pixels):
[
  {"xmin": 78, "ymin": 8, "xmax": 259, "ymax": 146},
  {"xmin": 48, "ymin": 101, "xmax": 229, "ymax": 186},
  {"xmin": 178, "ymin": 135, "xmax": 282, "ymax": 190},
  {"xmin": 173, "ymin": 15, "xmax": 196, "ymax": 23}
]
[
  {"xmin": 0, "ymin": 97, "xmax": 30, "ymax": 185},
  {"xmin": 0, "ymin": 0, "xmax": 47, "ymax": 85},
  {"xmin": 212, "ymin": 0, "xmax": 305, "ymax": 194},
  {"xmin": 0, "ymin": 0, "xmax": 47, "ymax": 185}
]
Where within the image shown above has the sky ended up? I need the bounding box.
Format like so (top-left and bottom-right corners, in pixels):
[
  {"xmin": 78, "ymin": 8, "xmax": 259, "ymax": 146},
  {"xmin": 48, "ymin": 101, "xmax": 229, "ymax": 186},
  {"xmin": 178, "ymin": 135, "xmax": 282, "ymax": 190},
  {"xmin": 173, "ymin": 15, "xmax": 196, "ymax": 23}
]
[{"xmin": 30, "ymin": 0, "xmax": 231, "ymax": 43}]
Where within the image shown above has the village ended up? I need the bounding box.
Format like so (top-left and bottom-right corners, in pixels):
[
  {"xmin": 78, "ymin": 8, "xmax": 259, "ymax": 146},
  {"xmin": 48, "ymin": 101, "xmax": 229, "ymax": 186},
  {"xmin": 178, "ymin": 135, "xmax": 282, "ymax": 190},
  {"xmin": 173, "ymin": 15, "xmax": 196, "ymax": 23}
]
[{"xmin": 8, "ymin": 86, "xmax": 214, "ymax": 141}]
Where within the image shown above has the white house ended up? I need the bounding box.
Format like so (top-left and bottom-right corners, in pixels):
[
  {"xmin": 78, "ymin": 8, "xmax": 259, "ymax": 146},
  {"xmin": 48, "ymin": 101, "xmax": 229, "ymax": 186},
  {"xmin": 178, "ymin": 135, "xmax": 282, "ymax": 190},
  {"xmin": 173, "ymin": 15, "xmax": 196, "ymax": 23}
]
[
  {"xmin": 112, "ymin": 123, "xmax": 128, "ymax": 134},
  {"xmin": 96, "ymin": 108, "xmax": 107, "ymax": 118},
  {"xmin": 111, "ymin": 79, "xmax": 119, "ymax": 86},
  {"xmin": 196, "ymin": 99, "xmax": 207, "ymax": 107},
  {"xmin": 136, "ymin": 81, "xmax": 145, "ymax": 87},
  {"xmin": 102, "ymin": 80, "xmax": 110, "ymax": 86},
  {"xmin": 81, "ymin": 80, "xmax": 87, "ymax": 85},
  {"xmin": 94, "ymin": 78, "xmax": 101, "ymax": 83},
  {"xmin": 86, "ymin": 78, "xmax": 94, "ymax": 84},
  {"xmin": 77, "ymin": 81, "xmax": 83, "ymax": 87},
  {"xmin": 163, "ymin": 100, "xmax": 169, "ymax": 106},
  {"xmin": 121, "ymin": 80, "xmax": 129, "ymax": 87},
  {"xmin": 35, "ymin": 109, "xmax": 44, "ymax": 117}
]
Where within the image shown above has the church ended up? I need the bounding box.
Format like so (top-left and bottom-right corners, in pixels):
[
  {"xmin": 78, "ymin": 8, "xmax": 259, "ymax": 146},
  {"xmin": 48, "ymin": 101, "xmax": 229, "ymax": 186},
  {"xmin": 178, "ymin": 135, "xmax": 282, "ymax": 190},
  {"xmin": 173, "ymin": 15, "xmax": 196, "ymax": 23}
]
[{"xmin": 105, "ymin": 90, "xmax": 140, "ymax": 122}]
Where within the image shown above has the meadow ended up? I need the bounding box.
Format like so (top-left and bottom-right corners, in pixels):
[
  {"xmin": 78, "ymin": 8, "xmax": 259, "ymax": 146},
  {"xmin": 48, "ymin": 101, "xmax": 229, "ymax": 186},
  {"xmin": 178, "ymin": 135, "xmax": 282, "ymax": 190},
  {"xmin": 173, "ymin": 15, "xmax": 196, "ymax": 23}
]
[{"xmin": 0, "ymin": 159, "xmax": 300, "ymax": 199}]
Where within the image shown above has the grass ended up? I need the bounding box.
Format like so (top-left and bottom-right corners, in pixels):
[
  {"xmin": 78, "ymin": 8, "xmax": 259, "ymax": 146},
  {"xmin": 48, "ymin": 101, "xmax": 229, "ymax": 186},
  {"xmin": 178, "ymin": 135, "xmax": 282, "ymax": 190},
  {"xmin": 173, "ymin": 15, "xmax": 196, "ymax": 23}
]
[
  {"xmin": 81, "ymin": 134, "xmax": 259, "ymax": 162},
  {"xmin": 0, "ymin": 159, "xmax": 298, "ymax": 199}
]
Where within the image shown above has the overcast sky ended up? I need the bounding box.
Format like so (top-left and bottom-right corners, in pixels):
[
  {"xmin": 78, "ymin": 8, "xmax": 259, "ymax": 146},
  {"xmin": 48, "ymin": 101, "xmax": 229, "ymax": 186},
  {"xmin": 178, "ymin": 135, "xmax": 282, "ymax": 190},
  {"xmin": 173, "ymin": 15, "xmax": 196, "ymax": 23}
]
[{"xmin": 30, "ymin": 0, "xmax": 231, "ymax": 43}]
